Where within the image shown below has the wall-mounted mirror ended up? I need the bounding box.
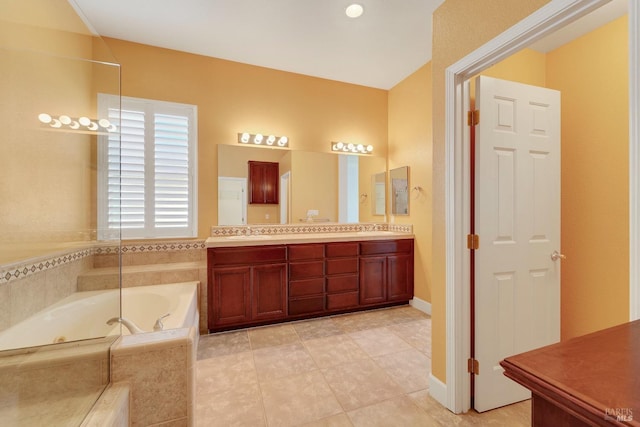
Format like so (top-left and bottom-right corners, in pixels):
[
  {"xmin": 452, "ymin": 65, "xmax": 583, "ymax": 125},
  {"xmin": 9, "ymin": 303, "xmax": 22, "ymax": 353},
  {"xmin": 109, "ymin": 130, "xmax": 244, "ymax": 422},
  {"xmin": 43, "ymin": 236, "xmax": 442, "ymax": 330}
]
[
  {"xmin": 390, "ymin": 166, "xmax": 409, "ymax": 215},
  {"xmin": 371, "ymin": 172, "xmax": 386, "ymax": 216},
  {"xmin": 217, "ymin": 144, "xmax": 386, "ymax": 224}
]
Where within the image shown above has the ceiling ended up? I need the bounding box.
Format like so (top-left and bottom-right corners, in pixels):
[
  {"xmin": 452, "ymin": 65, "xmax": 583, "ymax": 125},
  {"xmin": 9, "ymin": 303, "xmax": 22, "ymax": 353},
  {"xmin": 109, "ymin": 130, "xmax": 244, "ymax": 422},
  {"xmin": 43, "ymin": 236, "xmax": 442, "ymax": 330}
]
[{"xmin": 71, "ymin": 0, "xmax": 627, "ymax": 90}]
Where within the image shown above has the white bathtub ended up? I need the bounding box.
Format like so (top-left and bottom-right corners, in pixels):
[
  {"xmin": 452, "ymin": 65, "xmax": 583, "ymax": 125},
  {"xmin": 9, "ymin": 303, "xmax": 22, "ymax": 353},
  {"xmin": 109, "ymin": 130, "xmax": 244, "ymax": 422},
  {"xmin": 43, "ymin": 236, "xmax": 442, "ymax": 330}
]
[{"xmin": 0, "ymin": 282, "xmax": 199, "ymax": 351}]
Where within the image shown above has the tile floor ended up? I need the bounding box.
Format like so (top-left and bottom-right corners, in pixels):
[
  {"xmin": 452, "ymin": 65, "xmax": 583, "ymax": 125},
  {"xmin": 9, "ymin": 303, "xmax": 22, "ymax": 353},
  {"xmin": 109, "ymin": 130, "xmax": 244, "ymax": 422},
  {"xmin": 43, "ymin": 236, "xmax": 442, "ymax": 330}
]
[{"xmin": 196, "ymin": 306, "xmax": 531, "ymax": 426}]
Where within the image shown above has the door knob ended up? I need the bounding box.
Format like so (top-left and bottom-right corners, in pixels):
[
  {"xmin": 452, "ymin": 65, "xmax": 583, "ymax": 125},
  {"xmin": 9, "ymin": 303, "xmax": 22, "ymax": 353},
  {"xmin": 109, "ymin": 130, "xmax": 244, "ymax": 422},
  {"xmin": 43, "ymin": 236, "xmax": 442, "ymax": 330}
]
[{"xmin": 551, "ymin": 250, "xmax": 566, "ymax": 261}]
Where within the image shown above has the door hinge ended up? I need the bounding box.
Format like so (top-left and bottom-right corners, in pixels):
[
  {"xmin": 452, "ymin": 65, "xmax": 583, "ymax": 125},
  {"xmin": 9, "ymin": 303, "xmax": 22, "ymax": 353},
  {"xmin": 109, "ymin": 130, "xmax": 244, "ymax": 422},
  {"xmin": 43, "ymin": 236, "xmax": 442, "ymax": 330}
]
[
  {"xmin": 467, "ymin": 110, "xmax": 479, "ymax": 126},
  {"xmin": 468, "ymin": 358, "xmax": 480, "ymax": 375},
  {"xmin": 467, "ymin": 234, "xmax": 479, "ymax": 250}
]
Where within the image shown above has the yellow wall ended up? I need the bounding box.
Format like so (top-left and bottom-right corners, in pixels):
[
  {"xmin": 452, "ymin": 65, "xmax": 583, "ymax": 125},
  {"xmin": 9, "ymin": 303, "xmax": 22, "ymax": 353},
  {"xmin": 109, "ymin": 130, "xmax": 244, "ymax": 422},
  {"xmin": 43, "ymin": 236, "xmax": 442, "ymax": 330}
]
[
  {"xmin": 101, "ymin": 38, "xmax": 388, "ymax": 238},
  {"xmin": 388, "ymin": 63, "xmax": 433, "ymax": 303},
  {"xmin": 547, "ymin": 15, "xmax": 629, "ymax": 339},
  {"xmin": 431, "ymin": 0, "xmax": 551, "ymax": 384}
]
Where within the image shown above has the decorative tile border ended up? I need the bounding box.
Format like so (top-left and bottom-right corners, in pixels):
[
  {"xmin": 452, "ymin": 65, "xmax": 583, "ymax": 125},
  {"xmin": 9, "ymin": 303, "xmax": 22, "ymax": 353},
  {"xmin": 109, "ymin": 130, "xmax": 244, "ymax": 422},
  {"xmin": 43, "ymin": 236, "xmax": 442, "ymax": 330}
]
[
  {"xmin": 94, "ymin": 240, "xmax": 206, "ymax": 255},
  {"xmin": 0, "ymin": 248, "xmax": 93, "ymax": 286},
  {"xmin": 1, "ymin": 240, "xmax": 207, "ymax": 286},
  {"xmin": 210, "ymin": 223, "xmax": 413, "ymax": 237}
]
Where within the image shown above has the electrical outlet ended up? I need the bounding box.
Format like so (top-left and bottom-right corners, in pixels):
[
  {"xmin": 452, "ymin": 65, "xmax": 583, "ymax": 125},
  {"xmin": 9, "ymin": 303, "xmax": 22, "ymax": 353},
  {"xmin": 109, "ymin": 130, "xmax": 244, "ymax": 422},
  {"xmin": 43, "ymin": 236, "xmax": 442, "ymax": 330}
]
[{"xmin": 307, "ymin": 209, "xmax": 319, "ymax": 216}]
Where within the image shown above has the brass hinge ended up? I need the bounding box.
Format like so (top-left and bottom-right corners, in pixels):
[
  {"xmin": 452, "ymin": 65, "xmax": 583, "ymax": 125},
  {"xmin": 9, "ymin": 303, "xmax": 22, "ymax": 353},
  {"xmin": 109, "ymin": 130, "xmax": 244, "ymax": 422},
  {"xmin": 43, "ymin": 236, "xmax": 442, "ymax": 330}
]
[
  {"xmin": 467, "ymin": 234, "xmax": 479, "ymax": 250},
  {"xmin": 468, "ymin": 358, "xmax": 480, "ymax": 375},
  {"xmin": 467, "ymin": 110, "xmax": 479, "ymax": 126}
]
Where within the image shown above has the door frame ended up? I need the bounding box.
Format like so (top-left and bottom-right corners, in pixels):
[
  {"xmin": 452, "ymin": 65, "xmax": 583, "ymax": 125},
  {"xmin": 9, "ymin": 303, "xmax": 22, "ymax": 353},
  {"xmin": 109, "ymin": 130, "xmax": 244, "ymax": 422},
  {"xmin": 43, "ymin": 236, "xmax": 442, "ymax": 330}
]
[{"xmin": 442, "ymin": 0, "xmax": 639, "ymax": 413}]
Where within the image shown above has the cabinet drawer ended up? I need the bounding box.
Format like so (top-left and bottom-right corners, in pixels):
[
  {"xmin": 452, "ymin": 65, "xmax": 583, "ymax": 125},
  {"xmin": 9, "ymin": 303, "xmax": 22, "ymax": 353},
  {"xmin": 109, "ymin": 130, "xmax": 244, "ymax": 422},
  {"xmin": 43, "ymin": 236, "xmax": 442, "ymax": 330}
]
[
  {"xmin": 360, "ymin": 239, "xmax": 413, "ymax": 255},
  {"xmin": 289, "ymin": 244, "xmax": 324, "ymax": 261},
  {"xmin": 326, "ymin": 258, "xmax": 358, "ymax": 275},
  {"xmin": 326, "ymin": 242, "xmax": 358, "ymax": 258},
  {"xmin": 289, "ymin": 261, "xmax": 324, "ymax": 280},
  {"xmin": 289, "ymin": 296, "xmax": 324, "ymax": 315},
  {"xmin": 327, "ymin": 292, "xmax": 359, "ymax": 310},
  {"xmin": 326, "ymin": 275, "xmax": 358, "ymax": 293},
  {"xmin": 209, "ymin": 246, "xmax": 286, "ymax": 266},
  {"xmin": 289, "ymin": 278, "xmax": 324, "ymax": 298}
]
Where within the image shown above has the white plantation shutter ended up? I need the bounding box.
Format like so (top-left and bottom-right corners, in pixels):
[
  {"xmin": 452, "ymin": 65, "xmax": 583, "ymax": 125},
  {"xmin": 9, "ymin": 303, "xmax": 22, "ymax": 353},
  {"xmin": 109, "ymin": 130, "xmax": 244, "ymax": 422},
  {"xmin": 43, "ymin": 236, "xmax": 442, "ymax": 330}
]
[
  {"xmin": 98, "ymin": 95, "xmax": 198, "ymax": 239},
  {"xmin": 154, "ymin": 113, "xmax": 190, "ymax": 229}
]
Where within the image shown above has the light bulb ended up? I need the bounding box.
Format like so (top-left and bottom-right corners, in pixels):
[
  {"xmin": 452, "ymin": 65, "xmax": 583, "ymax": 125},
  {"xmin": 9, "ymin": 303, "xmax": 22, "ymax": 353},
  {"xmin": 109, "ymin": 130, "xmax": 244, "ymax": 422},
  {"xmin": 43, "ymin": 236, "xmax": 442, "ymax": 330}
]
[
  {"xmin": 277, "ymin": 136, "xmax": 288, "ymax": 147},
  {"xmin": 50, "ymin": 119, "xmax": 62, "ymax": 128},
  {"xmin": 347, "ymin": 143, "xmax": 354, "ymax": 150},
  {"xmin": 336, "ymin": 142, "xmax": 344, "ymax": 150},
  {"xmin": 345, "ymin": 4, "xmax": 364, "ymax": 18},
  {"xmin": 366, "ymin": 145, "xmax": 373, "ymax": 152},
  {"xmin": 88, "ymin": 121, "xmax": 99, "ymax": 131},
  {"xmin": 357, "ymin": 144, "xmax": 364, "ymax": 152},
  {"xmin": 59, "ymin": 115, "xmax": 71, "ymax": 125},
  {"xmin": 266, "ymin": 135, "xmax": 276, "ymax": 145},
  {"xmin": 240, "ymin": 132, "xmax": 250, "ymax": 143},
  {"xmin": 98, "ymin": 119, "xmax": 111, "ymax": 128},
  {"xmin": 254, "ymin": 134, "xmax": 263, "ymax": 144},
  {"xmin": 38, "ymin": 113, "xmax": 52, "ymax": 124},
  {"xmin": 70, "ymin": 121, "xmax": 80, "ymax": 130},
  {"xmin": 78, "ymin": 117, "xmax": 91, "ymax": 127},
  {"xmin": 108, "ymin": 124, "xmax": 117, "ymax": 132}
]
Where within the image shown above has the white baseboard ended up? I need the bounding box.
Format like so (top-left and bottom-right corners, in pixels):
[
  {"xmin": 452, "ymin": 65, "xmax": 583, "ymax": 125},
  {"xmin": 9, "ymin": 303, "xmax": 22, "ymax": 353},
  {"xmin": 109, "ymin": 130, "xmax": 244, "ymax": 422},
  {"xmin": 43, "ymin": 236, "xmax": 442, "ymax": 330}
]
[
  {"xmin": 428, "ymin": 374, "xmax": 448, "ymax": 408},
  {"xmin": 410, "ymin": 296, "xmax": 431, "ymax": 315}
]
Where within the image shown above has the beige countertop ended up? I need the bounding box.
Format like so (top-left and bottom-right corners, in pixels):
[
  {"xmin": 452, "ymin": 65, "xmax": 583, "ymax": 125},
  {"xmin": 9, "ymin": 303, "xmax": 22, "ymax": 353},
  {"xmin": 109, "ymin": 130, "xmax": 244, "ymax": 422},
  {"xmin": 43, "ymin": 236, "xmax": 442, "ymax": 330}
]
[{"xmin": 205, "ymin": 230, "xmax": 414, "ymax": 248}]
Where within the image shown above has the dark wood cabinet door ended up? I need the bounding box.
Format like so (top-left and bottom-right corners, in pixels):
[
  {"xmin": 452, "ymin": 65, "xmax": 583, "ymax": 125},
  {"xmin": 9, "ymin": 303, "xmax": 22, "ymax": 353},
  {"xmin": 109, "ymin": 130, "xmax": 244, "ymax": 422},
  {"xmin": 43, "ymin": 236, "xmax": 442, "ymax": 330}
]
[
  {"xmin": 248, "ymin": 161, "xmax": 279, "ymax": 204},
  {"xmin": 359, "ymin": 256, "xmax": 387, "ymax": 305},
  {"xmin": 210, "ymin": 266, "xmax": 251, "ymax": 328},
  {"xmin": 262, "ymin": 162, "xmax": 279, "ymax": 204},
  {"xmin": 252, "ymin": 263, "xmax": 287, "ymax": 321},
  {"xmin": 387, "ymin": 253, "xmax": 414, "ymax": 301}
]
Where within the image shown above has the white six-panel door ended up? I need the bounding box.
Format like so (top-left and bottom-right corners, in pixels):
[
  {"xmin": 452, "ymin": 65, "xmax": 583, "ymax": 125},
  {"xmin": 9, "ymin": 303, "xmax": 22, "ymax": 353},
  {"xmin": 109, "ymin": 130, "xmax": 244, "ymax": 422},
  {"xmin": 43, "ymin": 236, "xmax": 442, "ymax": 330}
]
[{"xmin": 474, "ymin": 76, "xmax": 561, "ymax": 412}]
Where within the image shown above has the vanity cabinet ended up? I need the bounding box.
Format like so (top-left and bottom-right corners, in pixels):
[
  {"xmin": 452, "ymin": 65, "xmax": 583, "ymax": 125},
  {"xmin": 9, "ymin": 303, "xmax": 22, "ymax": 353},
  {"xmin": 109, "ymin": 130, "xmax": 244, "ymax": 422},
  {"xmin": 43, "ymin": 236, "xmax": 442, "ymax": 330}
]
[
  {"xmin": 248, "ymin": 161, "xmax": 279, "ymax": 204},
  {"xmin": 288, "ymin": 244, "xmax": 325, "ymax": 316},
  {"xmin": 208, "ymin": 246, "xmax": 287, "ymax": 329},
  {"xmin": 207, "ymin": 238, "xmax": 413, "ymax": 332},
  {"xmin": 325, "ymin": 242, "xmax": 359, "ymax": 310},
  {"xmin": 359, "ymin": 240, "xmax": 414, "ymax": 305}
]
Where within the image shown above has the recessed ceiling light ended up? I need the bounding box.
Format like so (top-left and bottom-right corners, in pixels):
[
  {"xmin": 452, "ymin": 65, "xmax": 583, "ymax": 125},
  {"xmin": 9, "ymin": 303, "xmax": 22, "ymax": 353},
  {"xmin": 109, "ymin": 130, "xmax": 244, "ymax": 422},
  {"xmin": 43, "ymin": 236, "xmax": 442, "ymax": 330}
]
[{"xmin": 345, "ymin": 3, "xmax": 364, "ymax": 19}]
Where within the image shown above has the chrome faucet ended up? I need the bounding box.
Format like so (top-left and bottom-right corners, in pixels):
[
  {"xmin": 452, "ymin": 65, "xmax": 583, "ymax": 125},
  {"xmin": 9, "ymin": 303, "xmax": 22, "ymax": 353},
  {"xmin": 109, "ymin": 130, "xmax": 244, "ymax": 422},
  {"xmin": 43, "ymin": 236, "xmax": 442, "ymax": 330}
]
[
  {"xmin": 153, "ymin": 313, "xmax": 171, "ymax": 331},
  {"xmin": 106, "ymin": 317, "xmax": 146, "ymax": 334}
]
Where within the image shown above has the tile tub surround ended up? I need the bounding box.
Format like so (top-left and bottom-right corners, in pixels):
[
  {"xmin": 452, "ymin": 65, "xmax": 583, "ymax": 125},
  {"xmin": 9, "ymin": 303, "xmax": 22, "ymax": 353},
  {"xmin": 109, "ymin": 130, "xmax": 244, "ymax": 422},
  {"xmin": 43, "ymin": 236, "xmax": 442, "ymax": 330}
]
[
  {"xmin": 195, "ymin": 306, "xmax": 531, "ymax": 426},
  {"xmin": 80, "ymin": 382, "xmax": 130, "ymax": 427},
  {"xmin": 111, "ymin": 327, "xmax": 198, "ymax": 427},
  {"xmin": 0, "ymin": 338, "xmax": 113, "ymax": 426},
  {"xmin": 0, "ymin": 252, "xmax": 93, "ymax": 334}
]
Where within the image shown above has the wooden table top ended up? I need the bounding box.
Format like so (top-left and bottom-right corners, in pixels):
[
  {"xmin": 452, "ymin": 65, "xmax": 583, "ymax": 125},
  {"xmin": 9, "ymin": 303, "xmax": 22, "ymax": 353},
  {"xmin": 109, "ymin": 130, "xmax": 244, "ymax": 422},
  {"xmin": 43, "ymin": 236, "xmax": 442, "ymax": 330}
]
[{"xmin": 501, "ymin": 320, "xmax": 640, "ymax": 426}]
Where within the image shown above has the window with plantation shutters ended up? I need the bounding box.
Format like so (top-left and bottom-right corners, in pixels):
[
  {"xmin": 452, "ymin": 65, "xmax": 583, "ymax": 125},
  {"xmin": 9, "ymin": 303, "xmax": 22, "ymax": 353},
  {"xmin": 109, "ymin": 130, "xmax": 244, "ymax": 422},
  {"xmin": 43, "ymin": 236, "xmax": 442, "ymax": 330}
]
[{"xmin": 98, "ymin": 95, "xmax": 198, "ymax": 239}]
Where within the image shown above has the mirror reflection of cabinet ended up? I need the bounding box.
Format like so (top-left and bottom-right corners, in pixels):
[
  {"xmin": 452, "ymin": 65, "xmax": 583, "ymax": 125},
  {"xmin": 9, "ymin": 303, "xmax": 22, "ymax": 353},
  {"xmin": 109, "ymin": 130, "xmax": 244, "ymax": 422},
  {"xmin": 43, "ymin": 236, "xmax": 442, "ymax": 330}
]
[
  {"xmin": 390, "ymin": 166, "xmax": 409, "ymax": 215},
  {"xmin": 372, "ymin": 172, "xmax": 386, "ymax": 216},
  {"xmin": 248, "ymin": 161, "xmax": 279, "ymax": 204}
]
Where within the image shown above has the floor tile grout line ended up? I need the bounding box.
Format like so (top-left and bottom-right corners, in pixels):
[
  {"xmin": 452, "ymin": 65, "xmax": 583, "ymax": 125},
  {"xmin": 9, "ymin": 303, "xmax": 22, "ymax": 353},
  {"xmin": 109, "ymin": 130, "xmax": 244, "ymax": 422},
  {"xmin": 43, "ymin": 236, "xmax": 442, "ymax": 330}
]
[{"xmin": 250, "ymin": 338, "xmax": 272, "ymax": 427}]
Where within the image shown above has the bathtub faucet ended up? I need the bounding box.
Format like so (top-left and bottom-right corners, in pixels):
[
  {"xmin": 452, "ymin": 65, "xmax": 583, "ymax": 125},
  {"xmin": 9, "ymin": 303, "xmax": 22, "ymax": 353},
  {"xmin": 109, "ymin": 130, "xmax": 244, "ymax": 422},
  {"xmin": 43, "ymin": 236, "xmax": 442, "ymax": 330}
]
[
  {"xmin": 153, "ymin": 313, "xmax": 171, "ymax": 331},
  {"xmin": 106, "ymin": 317, "xmax": 146, "ymax": 334}
]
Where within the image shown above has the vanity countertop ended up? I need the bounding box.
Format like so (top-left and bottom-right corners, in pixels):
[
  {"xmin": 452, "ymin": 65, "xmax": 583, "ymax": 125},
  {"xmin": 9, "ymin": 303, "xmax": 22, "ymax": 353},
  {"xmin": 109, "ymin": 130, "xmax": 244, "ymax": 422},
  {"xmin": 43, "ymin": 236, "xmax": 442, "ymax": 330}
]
[{"xmin": 205, "ymin": 230, "xmax": 414, "ymax": 248}]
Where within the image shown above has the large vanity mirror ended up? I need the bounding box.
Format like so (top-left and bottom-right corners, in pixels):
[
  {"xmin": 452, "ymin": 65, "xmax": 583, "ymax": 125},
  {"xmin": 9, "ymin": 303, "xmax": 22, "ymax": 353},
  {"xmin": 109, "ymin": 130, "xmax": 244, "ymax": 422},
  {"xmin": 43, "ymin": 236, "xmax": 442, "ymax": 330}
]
[
  {"xmin": 390, "ymin": 166, "xmax": 409, "ymax": 215},
  {"xmin": 217, "ymin": 144, "xmax": 386, "ymax": 224}
]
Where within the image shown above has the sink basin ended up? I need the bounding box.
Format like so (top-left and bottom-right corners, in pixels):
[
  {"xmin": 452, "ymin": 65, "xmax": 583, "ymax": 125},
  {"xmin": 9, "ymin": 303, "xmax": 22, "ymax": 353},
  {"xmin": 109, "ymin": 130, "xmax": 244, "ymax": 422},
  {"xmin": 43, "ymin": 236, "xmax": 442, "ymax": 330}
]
[{"xmin": 226, "ymin": 235, "xmax": 273, "ymax": 240}]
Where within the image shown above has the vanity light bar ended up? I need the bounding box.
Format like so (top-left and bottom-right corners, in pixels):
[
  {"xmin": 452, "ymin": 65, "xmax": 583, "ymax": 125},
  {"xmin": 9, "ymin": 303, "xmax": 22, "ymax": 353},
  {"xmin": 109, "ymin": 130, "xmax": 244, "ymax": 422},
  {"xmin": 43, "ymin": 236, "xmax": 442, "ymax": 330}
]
[
  {"xmin": 37, "ymin": 113, "xmax": 117, "ymax": 133},
  {"xmin": 238, "ymin": 132, "xmax": 289, "ymax": 148},
  {"xmin": 331, "ymin": 141, "xmax": 373, "ymax": 154}
]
